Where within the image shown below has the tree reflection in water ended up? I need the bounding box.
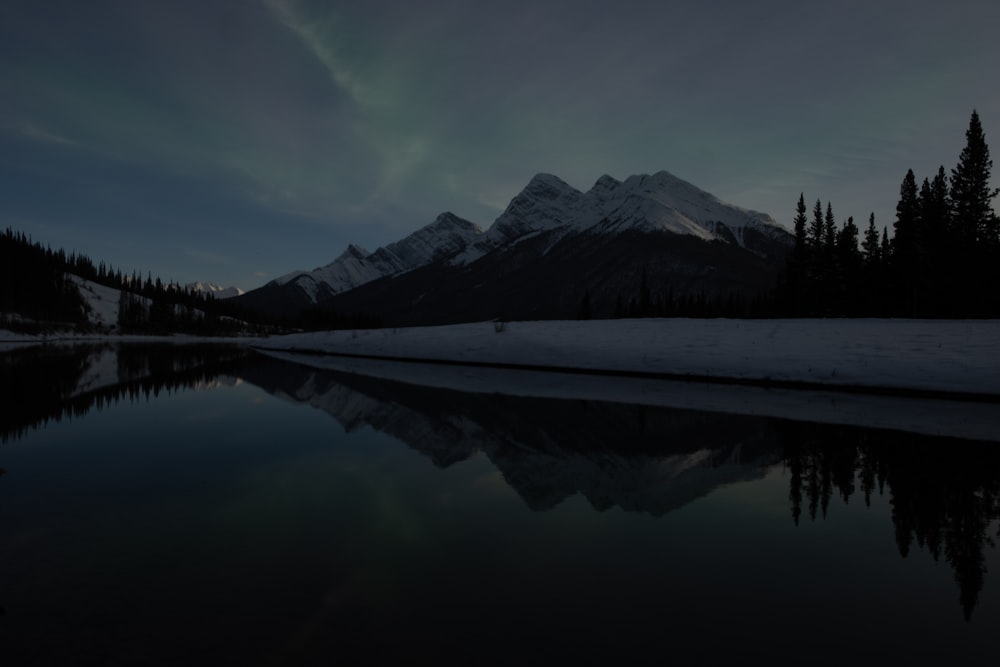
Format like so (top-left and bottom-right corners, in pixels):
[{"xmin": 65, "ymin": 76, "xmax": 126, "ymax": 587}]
[
  {"xmin": 0, "ymin": 343, "xmax": 256, "ymax": 443},
  {"xmin": 783, "ymin": 424, "xmax": 1000, "ymax": 620}
]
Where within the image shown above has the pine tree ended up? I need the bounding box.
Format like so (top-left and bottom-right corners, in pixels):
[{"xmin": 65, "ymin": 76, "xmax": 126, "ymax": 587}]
[
  {"xmin": 824, "ymin": 202, "xmax": 837, "ymax": 251},
  {"xmin": 835, "ymin": 215, "xmax": 862, "ymax": 314},
  {"xmin": 950, "ymin": 110, "xmax": 999, "ymax": 247},
  {"xmin": 918, "ymin": 166, "xmax": 952, "ymax": 312},
  {"xmin": 893, "ymin": 169, "xmax": 921, "ymax": 258},
  {"xmin": 862, "ymin": 213, "xmax": 880, "ymax": 267},
  {"xmin": 793, "ymin": 193, "xmax": 808, "ymax": 249},
  {"xmin": 809, "ymin": 199, "xmax": 825, "ymax": 250},
  {"xmin": 782, "ymin": 193, "xmax": 810, "ymax": 314},
  {"xmin": 892, "ymin": 169, "xmax": 922, "ymax": 314}
]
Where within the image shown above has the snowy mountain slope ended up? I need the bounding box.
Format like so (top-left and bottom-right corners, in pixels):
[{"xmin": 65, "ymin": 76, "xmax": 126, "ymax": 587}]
[
  {"xmin": 452, "ymin": 173, "xmax": 584, "ymax": 264},
  {"xmin": 579, "ymin": 171, "xmax": 787, "ymax": 245},
  {"xmin": 236, "ymin": 169, "xmax": 793, "ymax": 321},
  {"xmin": 272, "ymin": 212, "xmax": 483, "ymax": 304},
  {"xmin": 69, "ymin": 274, "xmax": 123, "ymax": 330},
  {"xmin": 452, "ymin": 170, "xmax": 789, "ymax": 265}
]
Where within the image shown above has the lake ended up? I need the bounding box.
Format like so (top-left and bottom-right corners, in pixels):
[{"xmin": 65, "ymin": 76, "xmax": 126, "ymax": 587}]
[{"xmin": 1, "ymin": 343, "xmax": 998, "ymax": 665}]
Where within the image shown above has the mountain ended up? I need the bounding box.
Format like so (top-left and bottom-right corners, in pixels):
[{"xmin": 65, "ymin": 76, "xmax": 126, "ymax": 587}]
[
  {"xmin": 235, "ymin": 212, "xmax": 483, "ymax": 318},
  {"xmin": 451, "ymin": 170, "xmax": 787, "ymax": 265},
  {"xmin": 233, "ymin": 170, "xmax": 793, "ymax": 324},
  {"xmin": 186, "ymin": 282, "xmax": 245, "ymax": 299},
  {"xmin": 273, "ymin": 211, "xmax": 483, "ymax": 296}
]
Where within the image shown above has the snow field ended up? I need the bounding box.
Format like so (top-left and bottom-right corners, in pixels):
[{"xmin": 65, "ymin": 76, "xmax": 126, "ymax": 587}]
[{"xmin": 262, "ymin": 318, "xmax": 1000, "ymax": 397}]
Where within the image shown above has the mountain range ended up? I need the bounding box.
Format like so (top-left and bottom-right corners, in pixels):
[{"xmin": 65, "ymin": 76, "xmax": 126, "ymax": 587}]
[
  {"xmin": 186, "ymin": 281, "xmax": 245, "ymax": 299},
  {"xmin": 234, "ymin": 170, "xmax": 793, "ymax": 325}
]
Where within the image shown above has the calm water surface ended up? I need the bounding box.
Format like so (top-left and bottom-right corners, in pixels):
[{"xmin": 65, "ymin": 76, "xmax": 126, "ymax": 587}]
[{"xmin": 1, "ymin": 344, "xmax": 998, "ymax": 665}]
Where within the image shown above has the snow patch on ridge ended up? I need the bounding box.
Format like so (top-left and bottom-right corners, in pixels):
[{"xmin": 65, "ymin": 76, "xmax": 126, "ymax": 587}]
[{"xmin": 273, "ymin": 213, "xmax": 483, "ymax": 303}]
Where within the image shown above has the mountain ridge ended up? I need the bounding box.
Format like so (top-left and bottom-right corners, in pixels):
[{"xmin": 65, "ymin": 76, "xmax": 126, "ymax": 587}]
[{"xmin": 233, "ymin": 169, "xmax": 794, "ymax": 323}]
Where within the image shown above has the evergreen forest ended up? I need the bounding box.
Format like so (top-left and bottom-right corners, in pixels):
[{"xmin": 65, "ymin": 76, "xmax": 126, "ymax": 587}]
[
  {"xmin": 778, "ymin": 110, "xmax": 999, "ymax": 317},
  {"xmin": 0, "ymin": 228, "xmax": 267, "ymax": 335}
]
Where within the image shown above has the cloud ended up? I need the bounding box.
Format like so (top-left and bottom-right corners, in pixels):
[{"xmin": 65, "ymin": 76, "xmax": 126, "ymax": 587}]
[
  {"xmin": 264, "ymin": 0, "xmax": 382, "ymax": 109},
  {"xmin": 18, "ymin": 123, "xmax": 79, "ymax": 147}
]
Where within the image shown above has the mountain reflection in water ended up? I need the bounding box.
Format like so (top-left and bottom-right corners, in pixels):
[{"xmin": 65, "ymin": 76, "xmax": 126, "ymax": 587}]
[{"xmin": 1, "ymin": 344, "xmax": 998, "ymax": 663}]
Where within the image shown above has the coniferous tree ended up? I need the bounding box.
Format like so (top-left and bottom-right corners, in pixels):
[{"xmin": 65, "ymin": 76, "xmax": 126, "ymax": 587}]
[
  {"xmin": 948, "ymin": 110, "xmax": 999, "ymax": 314},
  {"xmin": 918, "ymin": 166, "xmax": 952, "ymax": 312},
  {"xmin": 860, "ymin": 213, "xmax": 885, "ymax": 315},
  {"xmin": 950, "ymin": 110, "xmax": 999, "ymax": 247},
  {"xmin": 781, "ymin": 194, "xmax": 811, "ymax": 314},
  {"xmin": 836, "ymin": 216, "xmax": 862, "ymax": 313},
  {"xmin": 809, "ymin": 199, "xmax": 825, "ymax": 250},
  {"xmin": 893, "ymin": 169, "xmax": 921, "ymax": 314},
  {"xmin": 862, "ymin": 213, "xmax": 880, "ymax": 267},
  {"xmin": 823, "ymin": 202, "xmax": 837, "ymax": 251},
  {"xmin": 793, "ymin": 193, "xmax": 808, "ymax": 249}
]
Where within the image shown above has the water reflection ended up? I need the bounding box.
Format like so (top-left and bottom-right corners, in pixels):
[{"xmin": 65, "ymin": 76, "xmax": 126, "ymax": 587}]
[
  {"xmin": 783, "ymin": 427, "xmax": 1000, "ymax": 620},
  {"xmin": 1, "ymin": 343, "xmax": 999, "ymax": 626},
  {"xmin": 0, "ymin": 343, "xmax": 255, "ymax": 442},
  {"xmin": 239, "ymin": 356, "xmax": 784, "ymax": 514}
]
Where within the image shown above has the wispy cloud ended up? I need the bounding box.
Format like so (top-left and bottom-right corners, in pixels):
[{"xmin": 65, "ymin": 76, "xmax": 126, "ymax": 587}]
[
  {"xmin": 264, "ymin": 0, "xmax": 381, "ymax": 109},
  {"xmin": 18, "ymin": 123, "xmax": 79, "ymax": 147}
]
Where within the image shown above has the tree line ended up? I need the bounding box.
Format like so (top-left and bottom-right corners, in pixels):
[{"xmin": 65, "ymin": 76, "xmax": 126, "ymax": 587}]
[
  {"xmin": 778, "ymin": 110, "xmax": 999, "ymax": 317},
  {"xmin": 0, "ymin": 228, "xmax": 270, "ymax": 335},
  {"xmin": 1, "ymin": 228, "xmax": 87, "ymax": 327},
  {"xmin": 0, "ymin": 343, "xmax": 256, "ymax": 443}
]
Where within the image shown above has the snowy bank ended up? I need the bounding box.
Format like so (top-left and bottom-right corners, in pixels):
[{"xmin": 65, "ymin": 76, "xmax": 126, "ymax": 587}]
[
  {"xmin": 258, "ymin": 319, "xmax": 1000, "ymax": 398},
  {"xmin": 0, "ymin": 330, "xmax": 263, "ymax": 352},
  {"xmin": 259, "ymin": 350, "xmax": 1000, "ymax": 442}
]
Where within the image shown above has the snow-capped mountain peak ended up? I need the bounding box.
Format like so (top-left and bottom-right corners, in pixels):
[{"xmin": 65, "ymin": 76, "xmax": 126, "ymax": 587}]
[
  {"xmin": 186, "ymin": 282, "xmax": 245, "ymax": 299},
  {"xmin": 588, "ymin": 174, "xmax": 624, "ymax": 203},
  {"xmin": 588, "ymin": 170, "xmax": 788, "ymax": 245},
  {"xmin": 450, "ymin": 173, "xmax": 585, "ymax": 265},
  {"xmin": 270, "ymin": 212, "xmax": 483, "ymax": 303},
  {"xmin": 451, "ymin": 169, "xmax": 789, "ymax": 265},
  {"xmin": 380, "ymin": 212, "xmax": 483, "ymax": 268},
  {"xmin": 339, "ymin": 244, "xmax": 371, "ymax": 261}
]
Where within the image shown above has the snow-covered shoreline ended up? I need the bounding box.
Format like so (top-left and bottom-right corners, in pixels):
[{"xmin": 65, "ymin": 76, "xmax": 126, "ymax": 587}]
[
  {"xmin": 0, "ymin": 330, "xmax": 262, "ymax": 351},
  {"xmin": 258, "ymin": 349, "xmax": 1000, "ymax": 442},
  {"xmin": 255, "ymin": 318, "xmax": 1000, "ymax": 441},
  {"xmin": 258, "ymin": 318, "xmax": 1000, "ymax": 398},
  {"xmin": 4, "ymin": 318, "xmax": 998, "ymax": 440},
  {"xmin": 7, "ymin": 318, "xmax": 998, "ymax": 398}
]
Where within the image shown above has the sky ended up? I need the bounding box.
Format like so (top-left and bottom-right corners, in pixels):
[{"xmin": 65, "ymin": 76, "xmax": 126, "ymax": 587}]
[{"xmin": 2, "ymin": 0, "xmax": 999, "ymax": 291}]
